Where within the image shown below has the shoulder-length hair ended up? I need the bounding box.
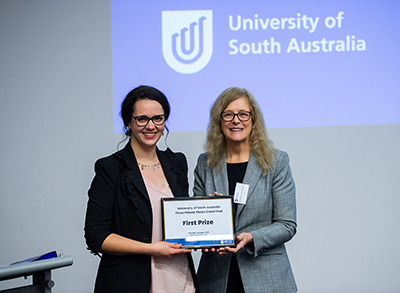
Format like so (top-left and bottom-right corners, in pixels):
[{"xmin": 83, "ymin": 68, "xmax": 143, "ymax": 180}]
[{"xmin": 206, "ymin": 87, "xmax": 275, "ymax": 175}]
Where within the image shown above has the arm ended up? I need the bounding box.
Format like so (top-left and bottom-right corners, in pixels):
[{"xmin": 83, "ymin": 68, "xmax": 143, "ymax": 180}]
[
  {"xmin": 84, "ymin": 157, "xmax": 190, "ymax": 257},
  {"xmin": 84, "ymin": 157, "xmax": 118, "ymax": 254},
  {"xmin": 248, "ymin": 151, "xmax": 297, "ymax": 257},
  {"xmin": 101, "ymin": 234, "xmax": 191, "ymax": 257},
  {"xmin": 220, "ymin": 151, "xmax": 296, "ymax": 256}
]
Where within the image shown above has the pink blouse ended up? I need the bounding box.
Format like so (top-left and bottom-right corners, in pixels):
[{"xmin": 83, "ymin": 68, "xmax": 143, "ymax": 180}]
[{"xmin": 143, "ymin": 177, "xmax": 195, "ymax": 293}]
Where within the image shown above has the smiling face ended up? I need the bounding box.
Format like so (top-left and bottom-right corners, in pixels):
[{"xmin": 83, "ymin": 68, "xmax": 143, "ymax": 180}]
[
  {"xmin": 128, "ymin": 99, "xmax": 165, "ymax": 150},
  {"xmin": 221, "ymin": 97, "xmax": 253, "ymax": 146}
]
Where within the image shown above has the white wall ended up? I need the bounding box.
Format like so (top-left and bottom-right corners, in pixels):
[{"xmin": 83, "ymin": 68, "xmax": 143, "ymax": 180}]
[{"xmin": 1, "ymin": 1, "xmax": 399, "ymax": 292}]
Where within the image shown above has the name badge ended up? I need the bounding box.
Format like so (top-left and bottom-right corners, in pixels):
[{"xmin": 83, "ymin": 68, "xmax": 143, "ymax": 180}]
[{"xmin": 233, "ymin": 183, "xmax": 249, "ymax": 205}]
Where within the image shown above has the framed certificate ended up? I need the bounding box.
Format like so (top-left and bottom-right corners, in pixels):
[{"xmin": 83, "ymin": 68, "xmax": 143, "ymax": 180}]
[{"xmin": 161, "ymin": 196, "xmax": 236, "ymax": 248}]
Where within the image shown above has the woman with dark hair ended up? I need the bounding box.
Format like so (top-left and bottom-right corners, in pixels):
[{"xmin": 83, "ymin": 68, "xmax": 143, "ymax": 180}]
[
  {"xmin": 85, "ymin": 85, "xmax": 197, "ymax": 293},
  {"xmin": 194, "ymin": 87, "xmax": 297, "ymax": 292}
]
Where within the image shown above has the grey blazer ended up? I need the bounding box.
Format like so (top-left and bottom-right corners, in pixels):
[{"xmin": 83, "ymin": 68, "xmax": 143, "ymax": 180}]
[{"xmin": 193, "ymin": 149, "xmax": 297, "ymax": 293}]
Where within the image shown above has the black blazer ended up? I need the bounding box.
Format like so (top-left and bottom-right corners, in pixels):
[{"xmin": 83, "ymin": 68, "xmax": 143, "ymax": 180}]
[{"xmin": 84, "ymin": 142, "xmax": 197, "ymax": 292}]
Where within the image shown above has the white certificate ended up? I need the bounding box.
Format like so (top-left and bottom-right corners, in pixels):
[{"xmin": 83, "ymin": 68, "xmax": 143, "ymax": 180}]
[{"xmin": 161, "ymin": 196, "xmax": 236, "ymax": 248}]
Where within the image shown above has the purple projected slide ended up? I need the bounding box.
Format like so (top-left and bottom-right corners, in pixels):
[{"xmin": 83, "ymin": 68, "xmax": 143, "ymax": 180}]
[{"xmin": 112, "ymin": 0, "xmax": 400, "ymax": 133}]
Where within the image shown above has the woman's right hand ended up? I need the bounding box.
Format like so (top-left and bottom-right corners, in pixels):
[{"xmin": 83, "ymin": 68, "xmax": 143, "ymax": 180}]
[
  {"xmin": 150, "ymin": 241, "xmax": 192, "ymax": 258},
  {"xmin": 208, "ymin": 191, "xmax": 223, "ymax": 196},
  {"xmin": 202, "ymin": 247, "xmax": 216, "ymax": 253}
]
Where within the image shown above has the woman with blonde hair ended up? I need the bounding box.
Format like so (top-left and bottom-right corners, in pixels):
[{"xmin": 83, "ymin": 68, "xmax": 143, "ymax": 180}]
[{"xmin": 194, "ymin": 87, "xmax": 297, "ymax": 292}]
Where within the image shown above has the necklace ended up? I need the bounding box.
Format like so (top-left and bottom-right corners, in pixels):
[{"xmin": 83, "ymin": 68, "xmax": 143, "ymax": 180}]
[{"xmin": 138, "ymin": 162, "xmax": 161, "ymax": 171}]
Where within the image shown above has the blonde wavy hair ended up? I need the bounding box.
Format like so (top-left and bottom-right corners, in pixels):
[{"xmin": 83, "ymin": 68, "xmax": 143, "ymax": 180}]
[{"xmin": 206, "ymin": 87, "xmax": 275, "ymax": 175}]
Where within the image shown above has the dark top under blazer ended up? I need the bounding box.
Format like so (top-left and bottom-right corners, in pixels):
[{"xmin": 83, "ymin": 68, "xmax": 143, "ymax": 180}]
[{"xmin": 85, "ymin": 142, "xmax": 197, "ymax": 293}]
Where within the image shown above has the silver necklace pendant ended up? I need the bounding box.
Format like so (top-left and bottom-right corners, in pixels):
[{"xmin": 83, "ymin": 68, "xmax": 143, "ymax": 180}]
[{"xmin": 138, "ymin": 162, "xmax": 161, "ymax": 171}]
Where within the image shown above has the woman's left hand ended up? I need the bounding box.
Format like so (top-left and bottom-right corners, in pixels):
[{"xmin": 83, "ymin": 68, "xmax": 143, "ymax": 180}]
[{"xmin": 217, "ymin": 232, "xmax": 253, "ymax": 255}]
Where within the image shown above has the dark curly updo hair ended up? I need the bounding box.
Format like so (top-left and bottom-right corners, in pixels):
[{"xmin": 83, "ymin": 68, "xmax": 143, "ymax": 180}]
[{"xmin": 120, "ymin": 85, "xmax": 171, "ymax": 137}]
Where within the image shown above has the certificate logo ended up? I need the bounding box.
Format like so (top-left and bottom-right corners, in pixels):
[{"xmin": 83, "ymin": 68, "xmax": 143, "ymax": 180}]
[{"xmin": 162, "ymin": 10, "xmax": 213, "ymax": 74}]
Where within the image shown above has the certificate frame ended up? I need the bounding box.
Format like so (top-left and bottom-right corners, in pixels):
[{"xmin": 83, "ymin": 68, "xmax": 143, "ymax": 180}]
[{"xmin": 161, "ymin": 196, "xmax": 236, "ymax": 248}]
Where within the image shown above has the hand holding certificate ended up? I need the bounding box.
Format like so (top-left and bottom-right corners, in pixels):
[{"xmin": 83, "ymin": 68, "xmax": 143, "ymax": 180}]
[{"xmin": 161, "ymin": 196, "xmax": 236, "ymax": 248}]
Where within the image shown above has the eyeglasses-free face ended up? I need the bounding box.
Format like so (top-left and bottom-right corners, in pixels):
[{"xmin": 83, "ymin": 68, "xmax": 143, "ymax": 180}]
[
  {"xmin": 221, "ymin": 110, "xmax": 252, "ymax": 122},
  {"xmin": 131, "ymin": 114, "xmax": 166, "ymax": 127}
]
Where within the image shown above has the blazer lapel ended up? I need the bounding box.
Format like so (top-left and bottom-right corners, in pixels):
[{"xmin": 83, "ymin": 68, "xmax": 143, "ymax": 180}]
[
  {"xmin": 119, "ymin": 142, "xmax": 150, "ymax": 203},
  {"xmin": 157, "ymin": 149, "xmax": 178, "ymax": 196},
  {"xmin": 126, "ymin": 167, "xmax": 149, "ymax": 202},
  {"xmin": 236, "ymin": 153, "xmax": 262, "ymax": 217},
  {"xmin": 213, "ymin": 159, "xmax": 229, "ymax": 196}
]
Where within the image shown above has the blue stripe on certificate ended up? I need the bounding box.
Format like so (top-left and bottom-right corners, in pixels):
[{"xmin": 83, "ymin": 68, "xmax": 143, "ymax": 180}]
[{"xmin": 166, "ymin": 238, "xmax": 234, "ymax": 246}]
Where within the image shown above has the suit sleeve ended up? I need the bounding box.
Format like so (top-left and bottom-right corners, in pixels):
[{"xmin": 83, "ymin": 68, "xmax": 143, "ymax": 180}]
[
  {"xmin": 249, "ymin": 151, "xmax": 297, "ymax": 257},
  {"xmin": 84, "ymin": 157, "xmax": 119, "ymax": 254}
]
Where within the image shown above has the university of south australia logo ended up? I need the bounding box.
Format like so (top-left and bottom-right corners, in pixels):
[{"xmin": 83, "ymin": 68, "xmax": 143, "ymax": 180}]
[{"xmin": 162, "ymin": 10, "xmax": 213, "ymax": 74}]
